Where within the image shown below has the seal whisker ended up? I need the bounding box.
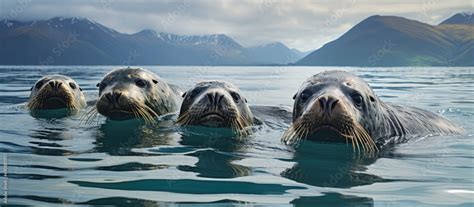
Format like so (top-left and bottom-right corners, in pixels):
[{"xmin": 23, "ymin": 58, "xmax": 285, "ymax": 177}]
[
  {"xmin": 136, "ymin": 104, "xmax": 156, "ymax": 126},
  {"xmin": 129, "ymin": 106, "xmax": 143, "ymax": 124},
  {"xmin": 282, "ymin": 125, "xmax": 297, "ymax": 144},
  {"xmin": 355, "ymin": 122, "xmax": 378, "ymax": 154},
  {"xmin": 142, "ymin": 103, "xmax": 160, "ymax": 119},
  {"xmin": 80, "ymin": 106, "xmax": 99, "ymax": 125},
  {"xmin": 85, "ymin": 109, "xmax": 99, "ymax": 125},
  {"xmin": 232, "ymin": 119, "xmax": 246, "ymax": 139},
  {"xmin": 177, "ymin": 111, "xmax": 193, "ymax": 126},
  {"xmin": 137, "ymin": 107, "xmax": 153, "ymax": 125},
  {"xmin": 352, "ymin": 124, "xmax": 367, "ymax": 153},
  {"xmin": 286, "ymin": 123, "xmax": 302, "ymax": 144},
  {"xmin": 350, "ymin": 129, "xmax": 361, "ymax": 155}
]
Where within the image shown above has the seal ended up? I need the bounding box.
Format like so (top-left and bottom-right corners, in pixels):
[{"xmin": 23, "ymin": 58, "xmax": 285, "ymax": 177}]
[
  {"xmin": 27, "ymin": 75, "xmax": 86, "ymax": 111},
  {"xmin": 177, "ymin": 81, "xmax": 254, "ymax": 135},
  {"xmin": 282, "ymin": 70, "xmax": 463, "ymax": 153},
  {"xmin": 89, "ymin": 67, "xmax": 181, "ymax": 123}
]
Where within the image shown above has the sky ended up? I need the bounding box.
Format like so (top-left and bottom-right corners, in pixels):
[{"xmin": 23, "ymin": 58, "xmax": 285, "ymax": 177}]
[{"xmin": 1, "ymin": 0, "xmax": 472, "ymax": 51}]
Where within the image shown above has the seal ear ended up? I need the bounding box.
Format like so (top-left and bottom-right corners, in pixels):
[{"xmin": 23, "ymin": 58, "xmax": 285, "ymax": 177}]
[
  {"xmin": 96, "ymin": 83, "xmax": 100, "ymax": 87},
  {"xmin": 79, "ymin": 87, "xmax": 83, "ymax": 91},
  {"xmin": 369, "ymin": 95, "xmax": 376, "ymax": 102},
  {"xmin": 181, "ymin": 92, "xmax": 187, "ymax": 98},
  {"xmin": 152, "ymin": 79, "xmax": 158, "ymax": 84},
  {"xmin": 292, "ymin": 93, "xmax": 297, "ymax": 100}
]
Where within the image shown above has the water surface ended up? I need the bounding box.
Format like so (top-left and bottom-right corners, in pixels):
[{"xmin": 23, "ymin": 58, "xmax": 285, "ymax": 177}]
[{"xmin": 0, "ymin": 66, "xmax": 472, "ymax": 206}]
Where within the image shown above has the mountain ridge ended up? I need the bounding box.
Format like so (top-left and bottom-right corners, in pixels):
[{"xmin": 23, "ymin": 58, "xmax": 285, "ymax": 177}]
[
  {"xmin": 296, "ymin": 12, "xmax": 474, "ymax": 66},
  {"xmin": 1, "ymin": 13, "xmax": 473, "ymax": 66},
  {"xmin": 0, "ymin": 17, "xmax": 303, "ymax": 65}
]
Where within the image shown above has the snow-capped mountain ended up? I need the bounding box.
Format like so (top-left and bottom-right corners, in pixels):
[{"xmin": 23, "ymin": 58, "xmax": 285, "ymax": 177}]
[{"xmin": 1, "ymin": 17, "xmax": 299, "ymax": 65}]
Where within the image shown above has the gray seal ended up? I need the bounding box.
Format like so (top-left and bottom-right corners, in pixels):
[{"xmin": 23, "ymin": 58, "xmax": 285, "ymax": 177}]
[
  {"xmin": 27, "ymin": 75, "xmax": 86, "ymax": 111},
  {"xmin": 92, "ymin": 67, "xmax": 181, "ymax": 123},
  {"xmin": 177, "ymin": 81, "xmax": 254, "ymax": 135},
  {"xmin": 283, "ymin": 70, "xmax": 463, "ymax": 153}
]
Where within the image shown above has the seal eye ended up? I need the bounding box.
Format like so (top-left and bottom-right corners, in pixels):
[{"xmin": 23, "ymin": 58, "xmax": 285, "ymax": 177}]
[
  {"xmin": 181, "ymin": 92, "xmax": 187, "ymax": 98},
  {"xmin": 300, "ymin": 92, "xmax": 310, "ymax": 101},
  {"xmin": 35, "ymin": 80, "xmax": 45, "ymax": 89},
  {"xmin": 352, "ymin": 93, "xmax": 364, "ymax": 107},
  {"xmin": 135, "ymin": 79, "xmax": 147, "ymax": 88},
  {"xmin": 230, "ymin": 92, "xmax": 241, "ymax": 102},
  {"xmin": 152, "ymin": 79, "xmax": 158, "ymax": 84},
  {"xmin": 69, "ymin": 82, "xmax": 77, "ymax": 89}
]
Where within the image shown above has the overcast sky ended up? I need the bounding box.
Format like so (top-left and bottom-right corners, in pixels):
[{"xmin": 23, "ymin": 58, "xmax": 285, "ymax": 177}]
[{"xmin": 1, "ymin": 0, "xmax": 472, "ymax": 51}]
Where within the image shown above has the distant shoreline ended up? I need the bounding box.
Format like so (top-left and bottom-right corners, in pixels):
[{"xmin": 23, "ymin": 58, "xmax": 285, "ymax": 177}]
[{"xmin": 0, "ymin": 65, "xmax": 472, "ymax": 68}]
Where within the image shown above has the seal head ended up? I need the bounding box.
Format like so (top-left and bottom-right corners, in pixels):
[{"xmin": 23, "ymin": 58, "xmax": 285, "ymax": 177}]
[
  {"xmin": 27, "ymin": 75, "xmax": 86, "ymax": 111},
  {"xmin": 283, "ymin": 70, "xmax": 462, "ymax": 153},
  {"xmin": 177, "ymin": 81, "xmax": 253, "ymax": 134},
  {"xmin": 94, "ymin": 68, "xmax": 181, "ymax": 122}
]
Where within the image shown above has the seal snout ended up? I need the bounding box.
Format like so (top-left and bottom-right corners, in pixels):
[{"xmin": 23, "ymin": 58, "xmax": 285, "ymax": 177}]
[
  {"xmin": 317, "ymin": 95, "xmax": 339, "ymax": 116},
  {"xmin": 200, "ymin": 89, "xmax": 233, "ymax": 110},
  {"xmin": 303, "ymin": 93, "xmax": 343, "ymax": 120},
  {"xmin": 297, "ymin": 94, "xmax": 350, "ymax": 141},
  {"xmin": 190, "ymin": 89, "xmax": 236, "ymax": 126},
  {"xmin": 104, "ymin": 91, "xmax": 123, "ymax": 107},
  {"xmin": 47, "ymin": 80, "xmax": 63, "ymax": 92},
  {"xmin": 97, "ymin": 90, "xmax": 135, "ymax": 120}
]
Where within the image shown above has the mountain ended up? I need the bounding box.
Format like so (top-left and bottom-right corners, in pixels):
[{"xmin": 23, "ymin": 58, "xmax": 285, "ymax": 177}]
[
  {"xmin": 129, "ymin": 29, "xmax": 249, "ymax": 65},
  {"xmin": 1, "ymin": 17, "xmax": 299, "ymax": 65},
  {"xmin": 245, "ymin": 42, "xmax": 304, "ymax": 64},
  {"xmin": 440, "ymin": 13, "xmax": 474, "ymax": 25},
  {"xmin": 297, "ymin": 13, "xmax": 474, "ymax": 66},
  {"xmin": 291, "ymin": 48, "xmax": 313, "ymax": 58}
]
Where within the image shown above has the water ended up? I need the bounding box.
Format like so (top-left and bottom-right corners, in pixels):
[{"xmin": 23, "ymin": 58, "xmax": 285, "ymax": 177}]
[{"xmin": 0, "ymin": 66, "xmax": 472, "ymax": 206}]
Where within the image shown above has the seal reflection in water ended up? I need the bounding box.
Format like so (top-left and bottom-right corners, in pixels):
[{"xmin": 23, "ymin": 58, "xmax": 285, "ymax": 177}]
[
  {"xmin": 27, "ymin": 75, "xmax": 86, "ymax": 112},
  {"xmin": 177, "ymin": 81, "xmax": 253, "ymax": 136},
  {"xmin": 283, "ymin": 71, "xmax": 463, "ymax": 153},
  {"xmin": 84, "ymin": 68, "xmax": 181, "ymax": 124}
]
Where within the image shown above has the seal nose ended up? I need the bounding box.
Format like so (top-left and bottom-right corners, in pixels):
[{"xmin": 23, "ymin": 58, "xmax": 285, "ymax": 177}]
[
  {"xmin": 48, "ymin": 81, "xmax": 62, "ymax": 91},
  {"xmin": 318, "ymin": 95, "xmax": 339, "ymax": 115},
  {"xmin": 105, "ymin": 92, "xmax": 122, "ymax": 105},
  {"xmin": 205, "ymin": 91, "xmax": 225, "ymax": 107}
]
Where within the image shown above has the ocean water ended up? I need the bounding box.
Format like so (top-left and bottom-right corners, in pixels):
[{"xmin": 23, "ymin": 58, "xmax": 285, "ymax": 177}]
[{"xmin": 0, "ymin": 66, "xmax": 472, "ymax": 206}]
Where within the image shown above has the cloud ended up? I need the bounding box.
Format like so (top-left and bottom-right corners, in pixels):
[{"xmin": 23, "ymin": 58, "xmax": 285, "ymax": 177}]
[{"xmin": 0, "ymin": 0, "xmax": 472, "ymax": 51}]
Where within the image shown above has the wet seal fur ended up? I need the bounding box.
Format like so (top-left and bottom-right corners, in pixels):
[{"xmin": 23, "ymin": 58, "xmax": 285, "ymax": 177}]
[
  {"xmin": 177, "ymin": 81, "xmax": 254, "ymax": 136},
  {"xmin": 283, "ymin": 71, "xmax": 463, "ymax": 153},
  {"xmin": 27, "ymin": 75, "xmax": 86, "ymax": 111},
  {"xmin": 84, "ymin": 67, "xmax": 181, "ymax": 124}
]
